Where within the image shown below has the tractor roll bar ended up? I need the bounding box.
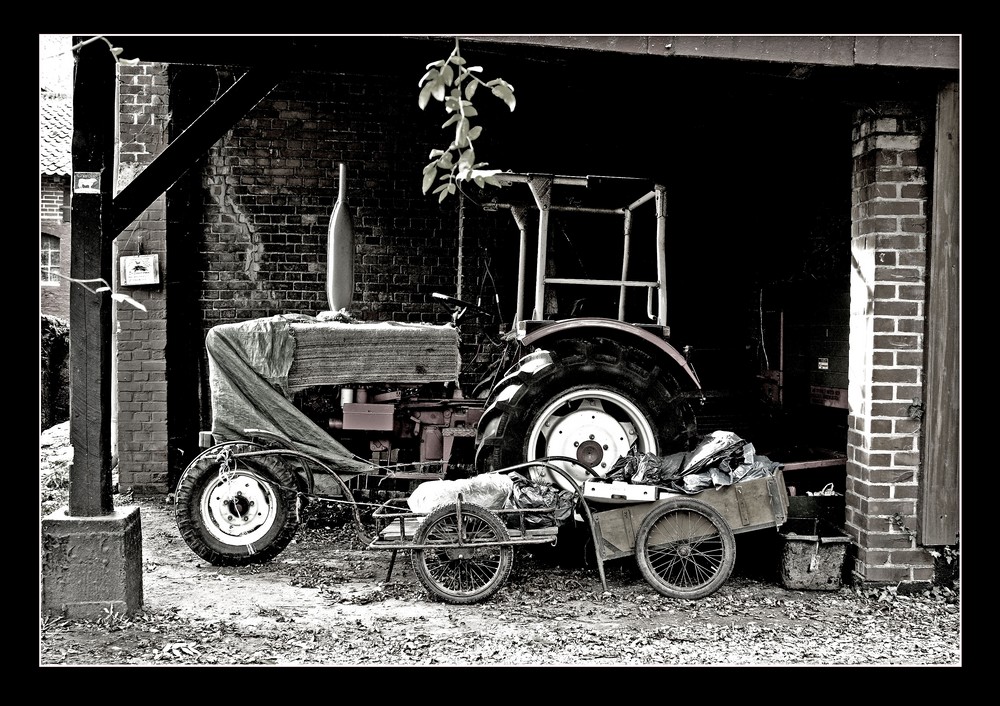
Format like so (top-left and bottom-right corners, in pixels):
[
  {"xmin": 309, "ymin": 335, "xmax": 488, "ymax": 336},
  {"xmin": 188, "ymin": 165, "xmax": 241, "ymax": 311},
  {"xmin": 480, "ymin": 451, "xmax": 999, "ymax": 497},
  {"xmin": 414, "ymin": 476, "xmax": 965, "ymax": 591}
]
[{"xmin": 483, "ymin": 173, "xmax": 668, "ymax": 327}]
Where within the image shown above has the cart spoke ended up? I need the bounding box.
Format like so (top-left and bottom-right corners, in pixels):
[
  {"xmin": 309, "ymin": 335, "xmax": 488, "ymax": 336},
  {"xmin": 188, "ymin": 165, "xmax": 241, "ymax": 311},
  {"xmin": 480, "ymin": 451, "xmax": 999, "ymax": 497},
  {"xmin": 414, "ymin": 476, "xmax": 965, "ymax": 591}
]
[
  {"xmin": 412, "ymin": 505, "xmax": 512, "ymax": 602},
  {"xmin": 643, "ymin": 507, "xmax": 728, "ymax": 591}
]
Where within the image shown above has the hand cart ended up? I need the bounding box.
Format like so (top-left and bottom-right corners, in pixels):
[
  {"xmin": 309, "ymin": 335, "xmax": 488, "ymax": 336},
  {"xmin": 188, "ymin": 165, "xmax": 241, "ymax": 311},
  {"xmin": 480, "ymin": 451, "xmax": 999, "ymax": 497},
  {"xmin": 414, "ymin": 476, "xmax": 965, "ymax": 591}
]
[{"xmin": 364, "ymin": 458, "xmax": 789, "ymax": 604}]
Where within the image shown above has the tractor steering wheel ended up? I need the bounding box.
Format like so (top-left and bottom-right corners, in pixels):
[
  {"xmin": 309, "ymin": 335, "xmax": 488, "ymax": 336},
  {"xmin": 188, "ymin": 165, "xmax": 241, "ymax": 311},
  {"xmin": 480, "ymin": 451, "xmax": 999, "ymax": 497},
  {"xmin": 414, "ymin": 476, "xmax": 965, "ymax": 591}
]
[{"xmin": 432, "ymin": 292, "xmax": 495, "ymax": 324}]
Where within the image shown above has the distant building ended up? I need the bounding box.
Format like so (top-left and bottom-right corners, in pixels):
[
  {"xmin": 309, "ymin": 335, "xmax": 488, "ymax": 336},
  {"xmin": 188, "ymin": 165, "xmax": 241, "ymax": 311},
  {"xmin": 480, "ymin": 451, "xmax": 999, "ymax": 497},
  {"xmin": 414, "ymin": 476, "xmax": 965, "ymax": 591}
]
[{"xmin": 40, "ymin": 90, "xmax": 72, "ymax": 321}]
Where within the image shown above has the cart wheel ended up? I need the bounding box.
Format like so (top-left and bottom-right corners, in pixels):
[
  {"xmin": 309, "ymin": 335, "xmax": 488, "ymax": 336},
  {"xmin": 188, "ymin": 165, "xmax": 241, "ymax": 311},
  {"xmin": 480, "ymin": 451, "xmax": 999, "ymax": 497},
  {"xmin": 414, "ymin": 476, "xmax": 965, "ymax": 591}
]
[
  {"xmin": 410, "ymin": 502, "xmax": 514, "ymax": 604},
  {"xmin": 635, "ymin": 497, "xmax": 736, "ymax": 600}
]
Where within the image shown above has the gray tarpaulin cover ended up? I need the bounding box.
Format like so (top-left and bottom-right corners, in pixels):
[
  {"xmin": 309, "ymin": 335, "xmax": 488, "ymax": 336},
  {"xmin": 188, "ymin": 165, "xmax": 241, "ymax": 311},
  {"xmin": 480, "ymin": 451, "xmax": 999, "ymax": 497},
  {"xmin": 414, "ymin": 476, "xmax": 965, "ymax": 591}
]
[{"xmin": 206, "ymin": 314, "xmax": 461, "ymax": 475}]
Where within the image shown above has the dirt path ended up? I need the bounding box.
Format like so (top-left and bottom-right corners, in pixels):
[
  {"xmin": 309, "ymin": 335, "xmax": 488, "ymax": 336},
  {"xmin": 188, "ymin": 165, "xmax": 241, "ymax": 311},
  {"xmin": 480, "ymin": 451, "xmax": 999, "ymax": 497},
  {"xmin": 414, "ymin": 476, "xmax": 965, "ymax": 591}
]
[{"xmin": 40, "ymin": 495, "xmax": 961, "ymax": 666}]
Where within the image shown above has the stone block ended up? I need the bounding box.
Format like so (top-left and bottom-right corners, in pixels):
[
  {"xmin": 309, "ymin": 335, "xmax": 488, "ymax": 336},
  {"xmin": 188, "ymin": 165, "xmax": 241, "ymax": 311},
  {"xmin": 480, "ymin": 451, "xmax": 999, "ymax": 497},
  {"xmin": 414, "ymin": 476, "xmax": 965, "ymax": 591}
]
[{"xmin": 41, "ymin": 506, "xmax": 143, "ymax": 619}]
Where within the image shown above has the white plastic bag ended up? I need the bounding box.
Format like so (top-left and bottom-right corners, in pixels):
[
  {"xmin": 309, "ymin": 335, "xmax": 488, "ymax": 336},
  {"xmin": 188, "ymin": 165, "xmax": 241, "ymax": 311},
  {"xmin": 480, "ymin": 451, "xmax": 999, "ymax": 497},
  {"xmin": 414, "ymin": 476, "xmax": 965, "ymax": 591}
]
[{"xmin": 407, "ymin": 474, "xmax": 515, "ymax": 514}]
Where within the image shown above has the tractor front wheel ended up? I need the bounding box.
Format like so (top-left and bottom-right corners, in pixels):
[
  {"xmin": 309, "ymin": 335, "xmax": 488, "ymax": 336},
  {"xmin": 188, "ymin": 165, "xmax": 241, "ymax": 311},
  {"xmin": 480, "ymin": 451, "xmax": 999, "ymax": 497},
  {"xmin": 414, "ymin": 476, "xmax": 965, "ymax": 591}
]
[{"xmin": 174, "ymin": 444, "xmax": 301, "ymax": 566}]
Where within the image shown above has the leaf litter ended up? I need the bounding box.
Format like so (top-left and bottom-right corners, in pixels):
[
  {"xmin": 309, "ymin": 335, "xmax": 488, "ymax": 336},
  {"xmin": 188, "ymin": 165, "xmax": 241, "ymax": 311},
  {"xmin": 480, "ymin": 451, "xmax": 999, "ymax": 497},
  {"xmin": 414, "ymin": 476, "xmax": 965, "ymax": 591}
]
[{"xmin": 40, "ymin": 422, "xmax": 960, "ymax": 666}]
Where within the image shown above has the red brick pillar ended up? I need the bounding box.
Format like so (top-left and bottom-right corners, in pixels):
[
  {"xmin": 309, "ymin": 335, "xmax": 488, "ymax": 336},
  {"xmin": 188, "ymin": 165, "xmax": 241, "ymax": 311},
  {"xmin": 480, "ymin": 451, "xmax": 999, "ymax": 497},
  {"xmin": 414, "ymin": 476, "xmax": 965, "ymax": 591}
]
[
  {"xmin": 846, "ymin": 102, "xmax": 935, "ymax": 587},
  {"xmin": 115, "ymin": 62, "xmax": 171, "ymax": 494}
]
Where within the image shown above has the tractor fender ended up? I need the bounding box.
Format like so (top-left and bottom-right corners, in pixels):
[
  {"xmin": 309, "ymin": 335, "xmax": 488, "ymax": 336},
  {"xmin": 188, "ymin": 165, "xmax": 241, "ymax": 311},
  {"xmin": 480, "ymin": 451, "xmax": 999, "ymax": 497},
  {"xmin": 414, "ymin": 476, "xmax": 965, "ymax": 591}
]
[{"xmin": 519, "ymin": 318, "xmax": 703, "ymax": 392}]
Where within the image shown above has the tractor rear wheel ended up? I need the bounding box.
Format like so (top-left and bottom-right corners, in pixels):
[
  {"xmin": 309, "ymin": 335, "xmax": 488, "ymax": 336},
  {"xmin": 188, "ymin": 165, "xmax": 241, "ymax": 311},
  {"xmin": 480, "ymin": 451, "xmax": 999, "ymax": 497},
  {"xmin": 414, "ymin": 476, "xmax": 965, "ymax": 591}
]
[{"xmin": 475, "ymin": 337, "xmax": 696, "ymax": 490}]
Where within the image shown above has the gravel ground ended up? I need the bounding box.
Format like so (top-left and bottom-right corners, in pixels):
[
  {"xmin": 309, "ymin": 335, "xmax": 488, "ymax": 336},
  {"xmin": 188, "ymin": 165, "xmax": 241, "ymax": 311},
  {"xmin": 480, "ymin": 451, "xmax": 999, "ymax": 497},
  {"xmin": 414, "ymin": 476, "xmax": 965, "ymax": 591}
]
[{"xmin": 40, "ymin": 422, "xmax": 962, "ymax": 667}]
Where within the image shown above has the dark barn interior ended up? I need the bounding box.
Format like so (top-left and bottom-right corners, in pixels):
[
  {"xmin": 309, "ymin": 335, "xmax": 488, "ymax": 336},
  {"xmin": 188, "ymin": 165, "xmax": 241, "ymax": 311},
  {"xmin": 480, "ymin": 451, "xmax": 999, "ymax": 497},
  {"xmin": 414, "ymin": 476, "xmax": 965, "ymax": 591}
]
[{"xmin": 98, "ymin": 36, "xmax": 944, "ymax": 493}]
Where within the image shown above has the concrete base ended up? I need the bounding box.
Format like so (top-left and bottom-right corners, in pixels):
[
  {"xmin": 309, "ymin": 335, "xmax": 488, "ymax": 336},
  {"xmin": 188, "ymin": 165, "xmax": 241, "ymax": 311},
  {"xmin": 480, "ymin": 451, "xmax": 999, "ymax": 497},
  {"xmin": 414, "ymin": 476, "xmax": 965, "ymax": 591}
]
[{"xmin": 41, "ymin": 505, "xmax": 143, "ymax": 619}]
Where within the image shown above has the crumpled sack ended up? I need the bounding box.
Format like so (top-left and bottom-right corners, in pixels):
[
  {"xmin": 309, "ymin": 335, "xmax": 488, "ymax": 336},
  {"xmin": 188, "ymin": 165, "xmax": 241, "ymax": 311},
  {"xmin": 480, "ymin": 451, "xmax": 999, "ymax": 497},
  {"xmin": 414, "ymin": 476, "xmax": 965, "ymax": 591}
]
[
  {"xmin": 407, "ymin": 474, "xmax": 514, "ymax": 514},
  {"xmin": 606, "ymin": 450, "xmax": 687, "ymax": 484},
  {"xmin": 602, "ymin": 431, "xmax": 782, "ymax": 495},
  {"xmin": 682, "ymin": 430, "xmax": 747, "ymax": 475},
  {"xmin": 502, "ymin": 472, "xmax": 577, "ymax": 528}
]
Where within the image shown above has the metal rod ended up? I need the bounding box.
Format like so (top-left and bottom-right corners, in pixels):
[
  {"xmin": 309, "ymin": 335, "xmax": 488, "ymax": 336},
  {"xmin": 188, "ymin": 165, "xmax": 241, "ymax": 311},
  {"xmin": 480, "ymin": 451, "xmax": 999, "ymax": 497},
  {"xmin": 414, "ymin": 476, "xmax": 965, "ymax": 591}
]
[
  {"xmin": 655, "ymin": 185, "xmax": 668, "ymax": 326},
  {"xmin": 544, "ymin": 277, "xmax": 658, "ymax": 287},
  {"xmin": 511, "ymin": 206, "xmax": 530, "ymax": 327},
  {"xmin": 457, "ymin": 191, "xmax": 464, "ymax": 300},
  {"xmin": 626, "ymin": 189, "xmax": 656, "ymax": 211},
  {"xmin": 527, "ymin": 176, "xmax": 553, "ymax": 320},
  {"xmin": 619, "ymin": 210, "xmax": 633, "ymax": 321},
  {"xmin": 486, "ymin": 203, "xmax": 625, "ymax": 215},
  {"xmin": 493, "ymin": 173, "xmax": 589, "ymax": 187}
]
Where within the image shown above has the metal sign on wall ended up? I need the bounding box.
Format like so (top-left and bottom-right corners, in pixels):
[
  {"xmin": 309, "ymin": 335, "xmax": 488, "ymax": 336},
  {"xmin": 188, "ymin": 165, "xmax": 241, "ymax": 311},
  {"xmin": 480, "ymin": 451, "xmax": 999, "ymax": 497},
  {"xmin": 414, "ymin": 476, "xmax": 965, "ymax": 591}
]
[
  {"xmin": 810, "ymin": 385, "xmax": 847, "ymax": 409},
  {"xmin": 74, "ymin": 171, "xmax": 100, "ymax": 194},
  {"xmin": 120, "ymin": 254, "xmax": 160, "ymax": 286}
]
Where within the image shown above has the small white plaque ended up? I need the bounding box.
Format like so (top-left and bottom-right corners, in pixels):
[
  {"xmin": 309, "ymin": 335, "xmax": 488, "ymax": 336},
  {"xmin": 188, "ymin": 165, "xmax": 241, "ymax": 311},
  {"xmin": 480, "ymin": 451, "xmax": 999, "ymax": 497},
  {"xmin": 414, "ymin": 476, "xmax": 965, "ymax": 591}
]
[
  {"xmin": 74, "ymin": 172, "xmax": 100, "ymax": 193},
  {"xmin": 120, "ymin": 254, "xmax": 160, "ymax": 286}
]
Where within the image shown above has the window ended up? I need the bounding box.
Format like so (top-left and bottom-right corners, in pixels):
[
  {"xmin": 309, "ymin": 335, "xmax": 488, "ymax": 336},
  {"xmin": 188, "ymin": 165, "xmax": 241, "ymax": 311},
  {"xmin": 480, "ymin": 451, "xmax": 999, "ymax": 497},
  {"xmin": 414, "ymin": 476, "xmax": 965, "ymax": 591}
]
[{"xmin": 41, "ymin": 234, "xmax": 60, "ymax": 285}]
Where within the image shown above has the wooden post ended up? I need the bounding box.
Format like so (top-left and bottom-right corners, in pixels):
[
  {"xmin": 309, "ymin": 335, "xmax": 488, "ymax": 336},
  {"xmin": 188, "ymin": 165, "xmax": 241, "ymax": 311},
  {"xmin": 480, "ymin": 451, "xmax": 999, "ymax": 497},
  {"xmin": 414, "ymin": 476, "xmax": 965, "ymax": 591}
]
[
  {"xmin": 68, "ymin": 37, "xmax": 116, "ymax": 516},
  {"xmin": 919, "ymin": 81, "xmax": 960, "ymax": 546}
]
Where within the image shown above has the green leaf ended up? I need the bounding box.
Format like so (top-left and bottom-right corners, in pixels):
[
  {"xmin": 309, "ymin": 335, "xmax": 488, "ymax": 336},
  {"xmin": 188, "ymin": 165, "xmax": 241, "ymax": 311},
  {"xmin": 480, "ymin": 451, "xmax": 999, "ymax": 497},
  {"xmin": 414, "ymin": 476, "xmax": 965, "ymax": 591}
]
[
  {"xmin": 464, "ymin": 105, "xmax": 479, "ymax": 118},
  {"xmin": 465, "ymin": 81, "xmax": 479, "ymax": 100},
  {"xmin": 418, "ymin": 82, "xmax": 434, "ymax": 110},
  {"xmin": 441, "ymin": 114, "xmax": 460, "ymax": 129},
  {"xmin": 467, "ymin": 65, "xmax": 483, "ymax": 73},
  {"xmin": 432, "ymin": 80, "xmax": 446, "ymax": 102},
  {"xmin": 458, "ymin": 148, "xmax": 476, "ymax": 170},
  {"xmin": 455, "ymin": 118, "xmax": 470, "ymax": 147},
  {"xmin": 418, "ymin": 68, "xmax": 439, "ymax": 86},
  {"xmin": 422, "ymin": 169, "xmax": 436, "ymax": 194},
  {"xmin": 441, "ymin": 63, "xmax": 455, "ymax": 86},
  {"xmin": 438, "ymin": 189, "xmax": 449, "ymax": 203},
  {"xmin": 426, "ymin": 60, "xmax": 445, "ymax": 69},
  {"xmin": 428, "ymin": 149, "xmax": 445, "ymax": 158},
  {"xmin": 468, "ymin": 125, "xmax": 483, "ymax": 141},
  {"xmin": 491, "ymin": 84, "xmax": 516, "ymax": 111},
  {"xmin": 450, "ymin": 55, "xmax": 467, "ymax": 66},
  {"xmin": 432, "ymin": 183, "xmax": 450, "ymax": 194},
  {"xmin": 438, "ymin": 152, "xmax": 454, "ymax": 169}
]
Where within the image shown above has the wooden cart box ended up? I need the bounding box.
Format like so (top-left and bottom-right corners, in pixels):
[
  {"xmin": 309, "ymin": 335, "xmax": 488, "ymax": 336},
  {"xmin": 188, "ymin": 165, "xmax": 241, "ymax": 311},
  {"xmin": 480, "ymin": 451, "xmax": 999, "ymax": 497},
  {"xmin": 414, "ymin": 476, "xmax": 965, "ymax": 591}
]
[{"xmin": 591, "ymin": 470, "xmax": 789, "ymax": 561}]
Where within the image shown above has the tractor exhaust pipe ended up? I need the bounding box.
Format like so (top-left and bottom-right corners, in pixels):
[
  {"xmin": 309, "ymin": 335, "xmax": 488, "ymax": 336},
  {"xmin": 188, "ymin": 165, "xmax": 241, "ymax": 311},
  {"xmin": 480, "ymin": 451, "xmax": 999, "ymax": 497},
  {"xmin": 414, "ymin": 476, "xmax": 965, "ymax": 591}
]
[{"xmin": 326, "ymin": 162, "xmax": 355, "ymax": 312}]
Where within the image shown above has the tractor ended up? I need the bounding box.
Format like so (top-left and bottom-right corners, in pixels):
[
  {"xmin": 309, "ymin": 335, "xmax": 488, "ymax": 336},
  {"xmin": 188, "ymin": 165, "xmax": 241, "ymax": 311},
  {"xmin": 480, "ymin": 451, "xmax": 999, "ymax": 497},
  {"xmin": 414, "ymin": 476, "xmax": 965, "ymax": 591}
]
[{"xmin": 174, "ymin": 171, "xmax": 706, "ymax": 566}]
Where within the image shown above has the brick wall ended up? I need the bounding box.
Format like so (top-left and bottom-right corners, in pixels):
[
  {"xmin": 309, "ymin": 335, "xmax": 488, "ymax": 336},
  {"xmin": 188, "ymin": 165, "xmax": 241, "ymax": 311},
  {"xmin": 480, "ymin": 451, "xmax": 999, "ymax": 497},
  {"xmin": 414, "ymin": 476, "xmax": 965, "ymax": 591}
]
[
  {"xmin": 197, "ymin": 70, "xmax": 468, "ymax": 335},
  {"xmin": 846, "ymin": 101, "xmax": 934, "ymax": 586},
  {"xmin": 114, "ymin": 65, "xmax": 497, "ymax": 492},
  {"xmin": 115, "ymin": 62, "xmax": 170, "ymax": 494},
  {"xmin": 40, "ymin": 174, "xmax": 71, "ymax": 321}
]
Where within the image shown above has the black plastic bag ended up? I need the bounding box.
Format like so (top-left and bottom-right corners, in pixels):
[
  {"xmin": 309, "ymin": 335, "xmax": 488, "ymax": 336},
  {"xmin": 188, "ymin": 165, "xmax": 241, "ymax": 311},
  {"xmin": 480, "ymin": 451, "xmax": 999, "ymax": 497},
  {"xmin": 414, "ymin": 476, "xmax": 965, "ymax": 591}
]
[
  {"xmin": 503, "ymin": 472, "xmax": 576, "ymax": 528},
  {"xmin": 606, "ymin": 449, "xmax": 687, "ymax": 484}
]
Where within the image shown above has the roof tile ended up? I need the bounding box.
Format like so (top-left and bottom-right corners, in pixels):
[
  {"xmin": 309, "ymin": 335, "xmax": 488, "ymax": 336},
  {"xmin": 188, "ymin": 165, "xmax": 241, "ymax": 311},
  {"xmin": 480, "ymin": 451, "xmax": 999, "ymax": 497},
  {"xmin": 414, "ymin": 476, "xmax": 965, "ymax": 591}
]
[{"xmin": 40, "ymin": 95, "xmax": 72, "ymax": 176}]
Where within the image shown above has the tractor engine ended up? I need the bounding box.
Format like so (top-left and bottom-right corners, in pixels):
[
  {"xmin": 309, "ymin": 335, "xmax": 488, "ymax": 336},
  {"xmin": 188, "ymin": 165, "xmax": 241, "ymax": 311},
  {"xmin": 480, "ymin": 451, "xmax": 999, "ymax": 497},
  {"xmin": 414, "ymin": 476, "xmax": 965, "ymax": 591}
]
[{"xmin": 294, "ymin": 383, "xmax": 484, "ymax": 477}]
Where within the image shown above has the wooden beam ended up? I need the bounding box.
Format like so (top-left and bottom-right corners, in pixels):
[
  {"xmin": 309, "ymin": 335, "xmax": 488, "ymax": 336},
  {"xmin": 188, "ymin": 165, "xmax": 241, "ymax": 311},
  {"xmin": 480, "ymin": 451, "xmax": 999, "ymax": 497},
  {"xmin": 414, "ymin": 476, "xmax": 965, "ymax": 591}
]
[
  {"xmin": 113, "ymin": 66, "xmax": 286, "ymax": 235},
  {"xmin": 69, "ymin": 37, "xmax": 117, "ymax": 516},
  {"xmin": 920, "ymin": 81, "xmax": 960, "ymax": 546},
  {"xmin": 98, "ymin": 35, "xmax": 961, "ymax": 73}
]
